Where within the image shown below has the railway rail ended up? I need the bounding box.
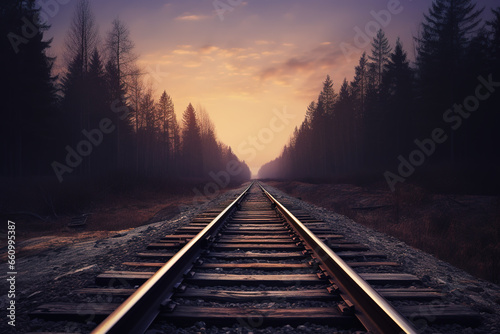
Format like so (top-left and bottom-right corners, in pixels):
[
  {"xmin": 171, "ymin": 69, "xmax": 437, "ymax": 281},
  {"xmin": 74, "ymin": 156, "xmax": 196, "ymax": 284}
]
[{"xmin": 30, "ymin": 181, "xmax": 480, "ymax": 333}]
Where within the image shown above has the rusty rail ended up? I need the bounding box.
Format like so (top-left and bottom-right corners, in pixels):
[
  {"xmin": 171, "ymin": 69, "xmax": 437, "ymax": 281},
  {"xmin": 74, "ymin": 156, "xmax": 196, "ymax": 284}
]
[
  {"xmin": 259, "ymin": 182, "xmax": 417, "ymax": 334},
  {"xmin": 91, "ymin": 182, "xmax": 253, "ymax": 334}
]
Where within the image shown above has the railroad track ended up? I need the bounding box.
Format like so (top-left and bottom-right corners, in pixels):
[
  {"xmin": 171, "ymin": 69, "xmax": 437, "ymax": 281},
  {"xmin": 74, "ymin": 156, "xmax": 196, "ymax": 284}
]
[{"xmin": 30, "ymin": 181, "xmax": 479, "ymax": 333}]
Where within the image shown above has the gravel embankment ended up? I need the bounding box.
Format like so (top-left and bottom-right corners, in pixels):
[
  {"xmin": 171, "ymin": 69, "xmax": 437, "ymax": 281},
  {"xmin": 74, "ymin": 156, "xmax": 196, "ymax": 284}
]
[
  {"xmin": 4, "ymin": 181, "xmax": 499, "ymax": 333},
  {"xmin": 262, "ymin": 182, "xmax": 500, "ymax": 334},
  {"xmin": 0, "ymin": 184, "xmax": 249, "ymax": 334}
]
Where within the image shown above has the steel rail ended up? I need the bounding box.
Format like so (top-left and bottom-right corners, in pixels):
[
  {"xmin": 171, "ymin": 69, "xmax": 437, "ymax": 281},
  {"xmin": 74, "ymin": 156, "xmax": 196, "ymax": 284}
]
[
  {"xmin": 92, "ymin": 182, "xmax": 253, "ymax": 334},
  {"xmin": 258, "ymin": 182, "xmax": 417, "ymax": 334}
]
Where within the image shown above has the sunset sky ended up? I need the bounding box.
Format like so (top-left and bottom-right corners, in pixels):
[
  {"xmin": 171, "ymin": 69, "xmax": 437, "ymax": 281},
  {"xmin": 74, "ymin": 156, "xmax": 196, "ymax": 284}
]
[{"xmin": 43, "ymin": 0, "xmax": 498, "ymax": 176}]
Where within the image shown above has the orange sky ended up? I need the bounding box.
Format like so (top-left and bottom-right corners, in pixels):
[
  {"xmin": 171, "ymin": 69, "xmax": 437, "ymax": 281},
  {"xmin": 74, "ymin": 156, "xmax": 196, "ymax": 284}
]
[{"xmin": 45, "ymin": 0, "xmax": 498, "ymax": 176}]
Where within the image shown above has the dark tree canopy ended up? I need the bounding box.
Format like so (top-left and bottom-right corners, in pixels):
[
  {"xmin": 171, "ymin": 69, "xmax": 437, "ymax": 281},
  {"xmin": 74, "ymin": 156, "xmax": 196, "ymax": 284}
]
[
  {"xmin": 0, "ymin": 0, "xmax": 250, "ymax": 188},
  {"xmin": 416, "ymin": 0, "xmax": 484, "ymax": 112},
  {"xmin": 260, "ymin": 2, "xmax": 500, "ymax": 194},
  {"xmin": 0, "ymin": 0, "xmax": 57, "ymax": 176}
]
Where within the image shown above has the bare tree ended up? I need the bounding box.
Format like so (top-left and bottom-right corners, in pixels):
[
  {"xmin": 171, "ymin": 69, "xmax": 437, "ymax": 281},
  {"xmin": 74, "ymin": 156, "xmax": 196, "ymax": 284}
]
[
  {"xmin": 197, "ymin": 105, "xmax": 216, "ymax": 139},
  {"xmin": 106, "ymin": 18, "xmax": 137, "ymax": 90},
  {"xmin": 65, "ymin": 0, "xmax": 99, "ymax": 74}
]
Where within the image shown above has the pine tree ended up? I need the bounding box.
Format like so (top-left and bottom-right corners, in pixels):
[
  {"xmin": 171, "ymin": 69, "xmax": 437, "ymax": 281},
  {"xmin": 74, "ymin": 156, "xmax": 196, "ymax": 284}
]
[
  {"xmin": 1, "ymin": 0, "xmax": 57, "ymax": 176},
  {"xmin": 198, "ymin": 106, "xmax": 221, "ymax": 174},
  {"xmin": 61, "ymin": 52, "xmax": 85, "ymax": 132},
  {"xmin": 383, "ymin": 38, "xmax": 413, "ymax": 101},
  {"xmin": 61, "ymin": 0, "xmax": 100, "ymax": 174},
  {"xmin": 351, "ymin": 52, "xmax": 369, "ymax": 117},
  {"xmin": 309, "ymin": 76, "xmax": 337, "ymax": 176},
  {"xmin": 416, "ymin": 0, "xmax": 483, "ymax": 108},
  {"xmin": 88, "ymin": 49, "xmax": 109, "ymax": 124},
  {"xmin": 171, "ymin": 113, "xmax": 181, "ymax": 164},
  {"xmin": 416, "ymin": 0, "xmax": 483, "ymax": 164},
  {"xmin": 487, "ymin": 7, "xmax": 500, "ymax": 73},
  {"xmin": 369, "ymin": 29, "xmax": 391, "ymax": 89},
  {"xmin": 157, "ymin": 91, "xmax": 175, "ymax": 162},
  {"xmin": 305, "ymin": 101, "xmax": 316, "ymax": 126},
  {"xmin": 317, "ymin": 75, "xmax": 337, "ymax": 116},
  {"xmin": 383, "ymin": 38, "xmax": 414, "ymax": 155},
  {"xmin": 181, "ymin": 103, "xmax": 202, "ymax": 177},
  {"xmin": 74, "ymin": 48, "xmax": 114, "ymax": 176},
  {"xmin": 335, "ymin": 79, "xmax": 356, "ymax": 172}
]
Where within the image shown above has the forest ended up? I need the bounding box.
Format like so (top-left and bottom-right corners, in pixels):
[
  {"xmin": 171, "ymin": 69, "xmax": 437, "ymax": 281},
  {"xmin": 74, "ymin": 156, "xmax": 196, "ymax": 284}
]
[
  {"xmin": 259, "ymin": 1, "xmax": 500, "ymax": 194},
  {"xmin": 1, "ymin": 0, "xmax": 251, "ymax": 215}
]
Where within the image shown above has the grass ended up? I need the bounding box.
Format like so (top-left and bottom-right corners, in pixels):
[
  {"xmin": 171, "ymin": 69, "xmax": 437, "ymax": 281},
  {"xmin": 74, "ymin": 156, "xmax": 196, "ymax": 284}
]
[{"xmin": 269, "ymin": 180, "xmax": 500, "ymax": 284}]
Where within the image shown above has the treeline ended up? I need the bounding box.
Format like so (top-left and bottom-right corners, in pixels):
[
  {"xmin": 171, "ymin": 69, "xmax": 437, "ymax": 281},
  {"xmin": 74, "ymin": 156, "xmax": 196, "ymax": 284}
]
[
  {"xmin": 259, "ymin": 0, "xmax": 500, "ymax": 191},
  {"xmin": 1, "ymin": 0, "xmax": 250, "ymax": 185}
]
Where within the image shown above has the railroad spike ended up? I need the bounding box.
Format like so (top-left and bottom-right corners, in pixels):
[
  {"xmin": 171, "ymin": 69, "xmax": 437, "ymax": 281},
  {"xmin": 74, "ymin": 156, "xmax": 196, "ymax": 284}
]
[
  {"xmin": 327, "ymin": 284, "xmax": 340, "ymax": 294},
  {"xmin": 173, "ymin": 284, "xmax": 186, "ymax": 293},
  {"xmin": 338, "ymin": 300, "xmax": 355, "ymax": 315},
  {"xmin": 183, "ymin": 269, "xmax": 195, "ymax": 278},
  {"xmin": 160, "ymin": 300, "xmax": 177, "ymax": 313}
]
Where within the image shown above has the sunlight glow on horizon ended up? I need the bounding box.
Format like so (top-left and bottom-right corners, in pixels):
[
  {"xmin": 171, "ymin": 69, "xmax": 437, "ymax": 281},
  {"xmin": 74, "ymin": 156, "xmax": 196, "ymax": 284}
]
[{"xmin": 43, "ymin": 0, "xmax": 499, "ymax": 173}]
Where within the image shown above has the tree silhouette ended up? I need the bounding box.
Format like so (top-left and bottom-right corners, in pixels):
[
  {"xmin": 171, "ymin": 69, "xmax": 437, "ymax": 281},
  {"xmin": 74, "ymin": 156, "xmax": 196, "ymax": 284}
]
[
  {"xmin": 62, "ymin": 0, "xmax": 99, "ymax": 150},
  {"xmin": 1, "ymin": 0, "xmax": 57, "ymax": 176},
  {"xmin": 416, "ymin": 0, "xmax": 484, "ymax": 164},
  {"xmin": 260, "ymin": 1, "xmax": 499, "ymax": 190},
  {"xmin": 416, "ymin": 0, "xmax": 483, "ymax": 108},
  {"xmin": 383, "ymin": 38, "xmax": 414, "ymax": 156},
  {"xmin": 351, "ymin": 52, "xmax": 369, "ymax": 118},
  {"xmin": 157, "ymin": 91, "xmax": 176, "ymax": 167},
  {"xmin": 369, "ymin": 29, "xmax": 392, "ymax": 89},
  {"xmin": 65, "ymin": 0, "xmax": 98, "ymax": 74},
  {"xmin": 106, "ymin": 18, "xmax": 137, "ymax": 90},
  {"xmin": 1, "ymin": 0, "xmax": 250, "ymax": 200},
  {"xmin": 182, "ymin": 104, "xmax": 203, "ymax": 177},
  {"xmin": 488, "ymin": 7, "xmax": 500, "ymax": 73}
]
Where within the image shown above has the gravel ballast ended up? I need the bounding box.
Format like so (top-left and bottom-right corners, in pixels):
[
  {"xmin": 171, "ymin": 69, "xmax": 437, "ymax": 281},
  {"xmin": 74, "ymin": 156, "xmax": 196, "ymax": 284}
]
[
  {"xmin": 263, "ymin": 182, "xmax": 500, "ymax": 334},
  {"xmin": 3, "ymin": 181, "xmax": 499, "ymax": 333}
]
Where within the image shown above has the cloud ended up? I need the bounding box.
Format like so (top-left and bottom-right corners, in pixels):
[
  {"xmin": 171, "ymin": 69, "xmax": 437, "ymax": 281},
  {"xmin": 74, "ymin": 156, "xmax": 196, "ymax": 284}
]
[
  {"xmin": 200, "ymin": 45, "xmax": 219, "ymax": 54},
  {"xmin": 255, "ymin": 40, "xmax": 276, "ymax": 46},
  {"xmin": 183, "ymin": 61, "xmax": 202, "ymax": 68},
  {"xmin": 175, "ymin": 14, "xmax": 210, "ymax": 21},
  {"xmin": 258, "ymin": 43, "xmax": 342, "ymax": 82},
  {"xmin": 173, "ymin": 49, "xmax": 197, "ymax": 55},
  {"xmin": 217, "ymin": 47, "xmax": 248, "ymax": 58}
]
